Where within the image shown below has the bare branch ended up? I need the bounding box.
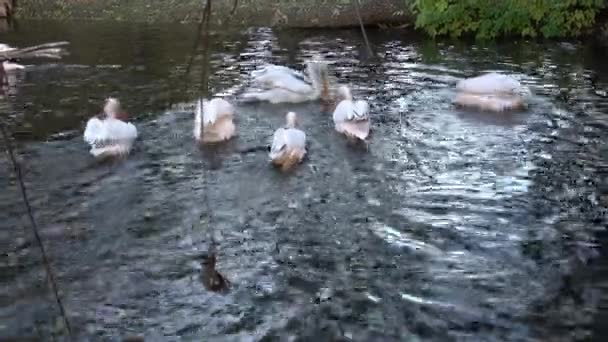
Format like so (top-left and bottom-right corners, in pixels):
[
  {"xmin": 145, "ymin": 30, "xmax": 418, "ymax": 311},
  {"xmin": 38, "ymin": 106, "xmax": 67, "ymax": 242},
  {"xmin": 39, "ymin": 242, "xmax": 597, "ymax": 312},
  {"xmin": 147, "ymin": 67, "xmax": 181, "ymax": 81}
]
[{"xmin": 0, "ymin": 41, "xmax": 70, "ymax": 60}]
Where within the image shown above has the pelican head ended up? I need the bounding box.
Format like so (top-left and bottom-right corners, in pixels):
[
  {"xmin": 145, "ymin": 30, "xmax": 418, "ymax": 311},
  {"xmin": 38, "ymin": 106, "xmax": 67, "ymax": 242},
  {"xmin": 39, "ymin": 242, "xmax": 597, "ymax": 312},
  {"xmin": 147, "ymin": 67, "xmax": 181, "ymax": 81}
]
[
  {"xmin": 306, "ymin": 61, "xmax": 330, "ymax": 100},
  {"xmin": 286, "ymin": 112, "xmax": 298, "ymax": 128},
  {"xmin": 515, "ymin": 85, "xmax": 533, "ymax": 101},
  {"xmin": 104, "ymin": 98, "xmax": 122, "ymax": 118},
  {"xmin": 336, "ymin": 85, "xmax": 353, "ymax": 101}
]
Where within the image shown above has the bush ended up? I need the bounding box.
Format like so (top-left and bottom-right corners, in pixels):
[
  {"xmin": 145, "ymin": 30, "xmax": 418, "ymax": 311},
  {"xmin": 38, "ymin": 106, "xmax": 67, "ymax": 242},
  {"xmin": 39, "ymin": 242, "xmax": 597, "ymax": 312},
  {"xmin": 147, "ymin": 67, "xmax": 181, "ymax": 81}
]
[{"xmin": 412, "ymin": 0, "xmax": 605, "ymax": 39}]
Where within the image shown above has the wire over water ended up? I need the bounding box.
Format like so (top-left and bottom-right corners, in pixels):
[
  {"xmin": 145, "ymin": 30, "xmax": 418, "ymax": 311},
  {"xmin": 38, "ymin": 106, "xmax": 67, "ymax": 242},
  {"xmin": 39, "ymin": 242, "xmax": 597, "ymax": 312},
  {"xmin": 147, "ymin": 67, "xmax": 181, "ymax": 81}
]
[
  {"xmin": 0, "ymin": 121, "xmax": 73, "ymax": 339},
  {"xmin": 353, "ymin": 0, "xmax": 373, "ymax": 57}
]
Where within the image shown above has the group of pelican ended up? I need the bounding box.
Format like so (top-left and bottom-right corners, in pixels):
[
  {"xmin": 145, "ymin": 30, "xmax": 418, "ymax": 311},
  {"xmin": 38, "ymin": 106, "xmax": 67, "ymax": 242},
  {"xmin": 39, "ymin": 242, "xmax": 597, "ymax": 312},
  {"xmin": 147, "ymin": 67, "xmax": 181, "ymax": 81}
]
[
  {"xmin": 83, "ymin": 60, "xmax": 529, "ymax": 169},
  {"xmin": 84, "ymin": 60, "xmax": 373, "ymax": 170}
]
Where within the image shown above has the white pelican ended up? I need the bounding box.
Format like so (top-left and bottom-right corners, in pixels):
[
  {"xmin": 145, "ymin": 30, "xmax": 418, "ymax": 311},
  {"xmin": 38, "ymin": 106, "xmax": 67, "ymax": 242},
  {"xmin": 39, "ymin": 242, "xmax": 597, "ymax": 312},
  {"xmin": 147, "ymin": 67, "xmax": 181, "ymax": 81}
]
[
  {"xmin": 242, "ymin": 61, "xmax": 330, "ymax": 104},
  {"xmin": 453, "ymin": 73, "xmax": 530, "ymax": 112},
  {"xmin": 194, "ymin": 98, "xmax": 236, "ymax": 143},
  {"xmin": 269, "ymin": 112, "xmax": 306, "ymax": 171},
  {"xmin": 332, "ymin": 85, "xmax": 370, "ymax": 141},
  {"xmin": 83, "ymin": 98, "xmax": 138, "ymax": 158}
]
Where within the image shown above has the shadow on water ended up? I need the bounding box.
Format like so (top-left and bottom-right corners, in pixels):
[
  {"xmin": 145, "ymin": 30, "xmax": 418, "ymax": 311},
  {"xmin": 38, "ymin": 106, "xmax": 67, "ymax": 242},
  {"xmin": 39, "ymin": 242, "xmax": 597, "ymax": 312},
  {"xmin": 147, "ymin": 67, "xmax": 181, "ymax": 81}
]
[{"xmin": 1, "ymin": 20, "xmax": 608, "ymax": 341}]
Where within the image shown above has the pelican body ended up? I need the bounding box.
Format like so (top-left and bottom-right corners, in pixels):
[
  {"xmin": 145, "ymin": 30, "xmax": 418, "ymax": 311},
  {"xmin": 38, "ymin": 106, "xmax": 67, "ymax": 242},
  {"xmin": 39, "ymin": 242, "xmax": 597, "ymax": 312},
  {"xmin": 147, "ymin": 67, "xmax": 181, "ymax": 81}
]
[
  {"xmin": 269, "ymin": 112, "xmax": 306, "ymax": 171},
  {"xmin": 83, "ymin": 98, "xmax": 138, "ymax": 158},
  {"xmin": 332, "ymin": 86, "xmax": 370, "ymax": 141},
  {"xmin": 453, "ymin": 73, "xmax": 528, "ymax": 112},
  {"xmin": 194, "ymin": 98, "xmax": 236, "ymax": 143},
  {"xmin": 242, "ymin": 61, "xmax": 330, "ymax": 104}
]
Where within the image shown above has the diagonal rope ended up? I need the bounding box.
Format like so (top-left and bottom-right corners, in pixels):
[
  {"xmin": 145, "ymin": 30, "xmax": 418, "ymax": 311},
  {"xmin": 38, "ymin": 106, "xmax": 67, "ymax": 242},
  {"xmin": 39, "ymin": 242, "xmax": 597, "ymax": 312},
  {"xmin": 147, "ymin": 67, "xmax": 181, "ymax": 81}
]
[
  {"xmin": 0, "ymin": 121, "xmax": 73, "ymax": 339},
  {"xmin": 197, "ymin": 0, "xmax": 217, "ymax": 249},
  {"xmin": 353, "ymin": 0, "xmax": 373, "ymax": 57},
  {"xmin": 171, "ymin": 0, "xmax": 238, "ymax": 109}
]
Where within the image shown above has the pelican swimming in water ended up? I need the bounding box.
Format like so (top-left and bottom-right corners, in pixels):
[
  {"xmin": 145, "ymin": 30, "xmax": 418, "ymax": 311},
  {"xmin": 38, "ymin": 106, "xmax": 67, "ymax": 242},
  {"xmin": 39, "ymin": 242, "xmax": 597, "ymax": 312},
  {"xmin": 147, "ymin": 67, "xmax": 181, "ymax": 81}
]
[
  {"xmin": 332, "ymin": 85, "xmax": 370, "ymax": 141},
  {"xmin": 194, "ymin": 98, "xmax": 236, "ymax": 143},
  {"xmin": 269, "ymin": 112, "xmax": 306, "ymax": 171},
  {"xmin": 83, "ymin": 98, "xmax": 138, "ymax": 158},
  {"xmin": 453, "ymin": 73, "xmax": 530, "ymax": 112},
  {"xmin": 242, "ymin": 61, "xmax": 331, "ymax": 104}
]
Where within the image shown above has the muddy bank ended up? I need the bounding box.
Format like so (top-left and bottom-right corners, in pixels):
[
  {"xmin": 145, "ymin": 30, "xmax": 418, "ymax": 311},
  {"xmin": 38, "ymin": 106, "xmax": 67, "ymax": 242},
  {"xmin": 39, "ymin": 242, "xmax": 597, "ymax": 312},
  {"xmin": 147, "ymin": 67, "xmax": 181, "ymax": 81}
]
[{"xmin": 17, "ymin": 0, "xmax": 413, "ymax": 27}]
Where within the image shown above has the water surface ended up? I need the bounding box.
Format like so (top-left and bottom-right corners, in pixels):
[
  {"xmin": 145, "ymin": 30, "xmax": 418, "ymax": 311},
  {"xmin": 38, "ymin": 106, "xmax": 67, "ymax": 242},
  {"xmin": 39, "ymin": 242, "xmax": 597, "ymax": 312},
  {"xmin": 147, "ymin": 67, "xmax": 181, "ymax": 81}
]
[{"xmin": 1, "ymin": 20, "xmax": 608, "ymax": 341}]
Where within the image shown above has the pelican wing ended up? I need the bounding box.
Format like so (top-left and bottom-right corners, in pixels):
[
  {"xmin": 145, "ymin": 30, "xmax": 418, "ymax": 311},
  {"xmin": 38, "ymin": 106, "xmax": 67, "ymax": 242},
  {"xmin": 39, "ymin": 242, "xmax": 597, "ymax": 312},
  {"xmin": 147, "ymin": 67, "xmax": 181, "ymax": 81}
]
[
  {"xmin": 333, "ymin": 100, "xmax": 351, "ymax": 123},
  {"xmin": 242, "ymin": 87, "xmax": 313, "ymax": 104},
  {"xmin": 333, "ymin": 100, "xmax": 370, "ymax": 123},
  {"xmin": 209, "ymin": 98, "xmax": 234, "ymax": 120},
  {"xmin": 252, "ymin": 64, "xmax": 308, "ymax": 83},
  {"xmin": 194, "ymin": 100, "xmax": 203, "ymax": 139},
  {"xmin": 270, "ymin": 127, "xmax": 289, "ymax": 159},
  {"xmin": 456, "ymin": 73, "xmax": 521, "ymax": 95},
  {"xmin": 201, "ymin": 100, "xmax": 217, "ymax": 125},
  {"xmin": 84, "ymin": 118, "xmax": 137, "ymax": 146},
  {"xmin": 287, "ymin": 128, "xmax": 306, "ymax": 150},
  {"xmin": 251, "ymin": 65, "xmax": 313, "ymax": 95},
  {"xmin": 201, "ymin": 98, "xmax": 235, "ymax": 125},
  {"xmin": 453, "ymin": 93, "xmax": 523, "ymax": 112},
  {"xmin": 84, "ymin": 117, "xmax": 105, "ymax": 145},
  {"xmin": 101, "ymin": 119, "xmax": 138, "ymax": 141},
  {"xmin": 269, "ymin": 127, "xmax": 306, "ymax": 159},
  {"xmin": 352, "ymin": 100, "xmax": 370, "ymax": 121}
]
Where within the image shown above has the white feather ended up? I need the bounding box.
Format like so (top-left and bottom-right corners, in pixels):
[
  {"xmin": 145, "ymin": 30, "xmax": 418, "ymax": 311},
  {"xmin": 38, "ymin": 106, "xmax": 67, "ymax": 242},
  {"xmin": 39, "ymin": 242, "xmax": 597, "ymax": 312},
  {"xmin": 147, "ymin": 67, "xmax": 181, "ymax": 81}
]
[
  {"xmin": 269, "ymin": 127, "xmax": 306, "ymax": 160},
  {"xmin": 332, "ymin": 87, "xmax": 370, "ymax": 140},
  {"xmin": 204, "ymin": 98, "xmax": 234, "ymax": 124},
  {"xmin": 251, "ymin": 64, "xmax": 309, "ymax": 86},
  {"xmin": 242, "ymin": 62, "xmax": 328, "ymax": 104},
  {"xmin": 251, "ymin": 66, "xmax": 312, "ymax": 94},
  {"xmin": 194, "ymin": 99, "xmax": 203, "ymax": 140},
  {"xmin": 242, "ymin": 88, "xmax": 312, "ymax": 104},
  {"xmin": 453, "ymin": 93, "xmax": 523, "ymax": 112},
  {"xmin": 84, "ymin": 117, "xmax": 137, "ymax": 157},
  {"xmin": 333, "ymin": 100, "xmax": 370, "ymax": 122}
]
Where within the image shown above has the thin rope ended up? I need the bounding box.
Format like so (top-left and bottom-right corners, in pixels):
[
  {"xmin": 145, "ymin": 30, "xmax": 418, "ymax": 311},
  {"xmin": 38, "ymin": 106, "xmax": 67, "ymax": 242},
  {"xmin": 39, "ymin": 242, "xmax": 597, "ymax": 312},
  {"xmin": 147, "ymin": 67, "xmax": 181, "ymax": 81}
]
[
  {"xmin": 353, "ymin": 0, "xmax": 373, "ymax": 57},
  {"xmin": 230, "ymin": 0, "xmax": 239, "ymax": 16},
  {"xmin": 0, "ymin": 122, "xmax": 73, "ymax": 339},
  {"xmin": 198, "ymin": 0, "xmax": 217, "ymax": 249},
  {"xmin": 167, "ymin": 0, "xmax": 212, "ymax": 108},
  {"xmin": 184, "ymin": 0, "xmax": 211, "ymax": 78}
]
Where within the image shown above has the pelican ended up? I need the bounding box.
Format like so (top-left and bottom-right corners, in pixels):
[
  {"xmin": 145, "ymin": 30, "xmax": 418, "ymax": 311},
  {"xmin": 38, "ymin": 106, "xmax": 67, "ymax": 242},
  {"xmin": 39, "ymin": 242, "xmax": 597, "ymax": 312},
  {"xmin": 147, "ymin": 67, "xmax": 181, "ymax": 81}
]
[
  {"xmin": 269, "ymin": 112, "xmax": 306, "ymax": 171},
  {"xmin": 194, "ymin": 98, "xmax": 236, "ymax": 143},
  {"xmin": 332, "ymin": 86, "xmax": 370, "ymax": 141},
  {"xmin": 453, "ymin": 73, "xmax": 530, "ymax": 112},
  {"xmin": 83, "ymin": 98, "xmax": 138, "ymax": 158},
  {"xmin": 242, "ymin": 61, "xmax": 330, "ymax": 103}
]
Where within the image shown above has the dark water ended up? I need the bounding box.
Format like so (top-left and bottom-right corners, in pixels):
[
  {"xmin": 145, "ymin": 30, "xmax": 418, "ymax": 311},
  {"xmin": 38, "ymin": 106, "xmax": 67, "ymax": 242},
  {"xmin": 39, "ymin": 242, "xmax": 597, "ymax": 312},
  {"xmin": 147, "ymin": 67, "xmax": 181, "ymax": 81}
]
[{"xmin": 1, "ymin": 20, "xmax": 608, "ymax": 341}]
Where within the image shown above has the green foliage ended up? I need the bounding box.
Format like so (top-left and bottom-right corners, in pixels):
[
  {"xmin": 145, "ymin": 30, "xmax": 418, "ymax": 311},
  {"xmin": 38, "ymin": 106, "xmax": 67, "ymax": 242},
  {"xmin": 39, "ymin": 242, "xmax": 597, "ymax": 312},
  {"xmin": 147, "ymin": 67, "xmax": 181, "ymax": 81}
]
[{"xmin": 412, "ymin": 0, "xmax": 605, "ymax": 39}]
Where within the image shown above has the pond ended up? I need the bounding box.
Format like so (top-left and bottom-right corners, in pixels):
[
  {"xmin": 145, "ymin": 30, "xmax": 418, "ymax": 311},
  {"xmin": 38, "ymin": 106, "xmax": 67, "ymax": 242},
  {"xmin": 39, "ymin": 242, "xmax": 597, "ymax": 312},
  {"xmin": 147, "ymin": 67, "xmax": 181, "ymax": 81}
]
[{"xmin": 1, "ymin": 20, "xmax": 608, "ymax": 341}]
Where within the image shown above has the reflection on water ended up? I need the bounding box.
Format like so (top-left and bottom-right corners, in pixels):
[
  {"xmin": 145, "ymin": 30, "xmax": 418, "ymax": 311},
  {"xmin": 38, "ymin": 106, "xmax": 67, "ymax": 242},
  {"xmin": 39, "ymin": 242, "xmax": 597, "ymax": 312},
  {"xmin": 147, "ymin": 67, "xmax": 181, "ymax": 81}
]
[{"xmin": 1, "ymin": 21, "xmax": 608, "ymax": 341}]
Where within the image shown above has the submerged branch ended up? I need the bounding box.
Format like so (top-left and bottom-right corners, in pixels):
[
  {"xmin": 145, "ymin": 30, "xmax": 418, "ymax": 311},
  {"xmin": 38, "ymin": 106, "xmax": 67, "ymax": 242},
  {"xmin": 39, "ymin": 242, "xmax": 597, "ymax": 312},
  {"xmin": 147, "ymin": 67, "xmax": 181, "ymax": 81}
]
[{"xmin": 0, "ymin": 41, "xmax": 70, "ymax": 60}]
